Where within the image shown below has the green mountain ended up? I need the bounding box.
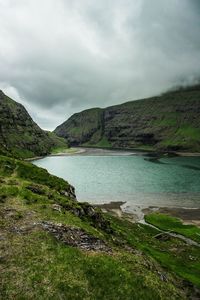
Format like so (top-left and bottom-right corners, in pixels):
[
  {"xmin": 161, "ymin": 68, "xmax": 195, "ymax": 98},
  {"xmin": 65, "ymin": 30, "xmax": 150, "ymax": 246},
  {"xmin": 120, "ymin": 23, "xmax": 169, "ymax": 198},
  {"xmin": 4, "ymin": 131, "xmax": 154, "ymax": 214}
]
[
  {"xmin": 54, "ymin": 85, "xmax": 200, "ymax": 152},
  {"xmin": 0, "ymin": 90, "xmax": 67, "ymax": 158}
]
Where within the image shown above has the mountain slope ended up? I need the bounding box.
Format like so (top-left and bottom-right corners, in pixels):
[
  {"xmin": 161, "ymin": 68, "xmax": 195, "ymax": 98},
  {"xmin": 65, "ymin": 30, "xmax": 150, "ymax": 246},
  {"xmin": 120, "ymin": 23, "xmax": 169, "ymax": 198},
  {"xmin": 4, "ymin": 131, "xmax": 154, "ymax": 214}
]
[
  {"xmin": 54, "ymin": 85, "xmax": 200, "ymax": 152},
  {"xmin": 0, "ymin": 90, "xmax": 67, "ymax": 158}
]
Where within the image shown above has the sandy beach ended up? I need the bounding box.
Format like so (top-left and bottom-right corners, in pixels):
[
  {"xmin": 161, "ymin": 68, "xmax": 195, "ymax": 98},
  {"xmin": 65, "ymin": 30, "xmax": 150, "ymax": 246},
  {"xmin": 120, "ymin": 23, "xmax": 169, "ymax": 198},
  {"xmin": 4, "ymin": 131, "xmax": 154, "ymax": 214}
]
[{"xmin": 95, "ymin": 201, "xmax": 200, "ymax": 226}]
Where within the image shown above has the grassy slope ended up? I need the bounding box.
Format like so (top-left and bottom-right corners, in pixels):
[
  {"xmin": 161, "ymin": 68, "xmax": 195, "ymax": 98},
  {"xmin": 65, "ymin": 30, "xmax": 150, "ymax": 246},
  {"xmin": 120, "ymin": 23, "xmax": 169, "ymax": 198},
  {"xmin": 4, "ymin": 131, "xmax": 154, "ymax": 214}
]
[
  {"xmin": 83, "ymin": 136, "xmax": 112, "ymax": 148},
  {"xmin": 47, "ymin": 132, "xmax": 69, "ymax": 148},
  {"xmin": 145, "ymin": 213, "xmax": 200, "ymax": 243},
  {"xmin": 0, "ymin": 156, "xmax": 200, "ymax": 299},
  {"xmin": 0, "ymin": 91, "xmax": 69, "ymax": 159},
  {"xmin": 55, "ymin": 108, "xmax": 103, "ymax": 146}
]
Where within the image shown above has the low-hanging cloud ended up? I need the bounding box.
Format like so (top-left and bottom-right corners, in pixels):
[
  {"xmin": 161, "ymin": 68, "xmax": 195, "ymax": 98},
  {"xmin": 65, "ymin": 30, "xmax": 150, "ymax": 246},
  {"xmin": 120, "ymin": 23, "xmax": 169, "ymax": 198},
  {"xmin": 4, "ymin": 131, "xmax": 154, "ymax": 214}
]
[{"xmin": 0, "ymin": 0, "xmax": 200, "ymax": 130}]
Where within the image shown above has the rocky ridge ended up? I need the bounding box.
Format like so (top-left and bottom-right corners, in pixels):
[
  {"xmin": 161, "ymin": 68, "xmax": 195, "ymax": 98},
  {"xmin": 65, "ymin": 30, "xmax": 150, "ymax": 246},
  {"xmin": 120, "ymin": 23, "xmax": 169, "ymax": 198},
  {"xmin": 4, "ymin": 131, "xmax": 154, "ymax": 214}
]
[{"xmin": 0, "ymin": 90, "xmax": 67, "ymax": 158}]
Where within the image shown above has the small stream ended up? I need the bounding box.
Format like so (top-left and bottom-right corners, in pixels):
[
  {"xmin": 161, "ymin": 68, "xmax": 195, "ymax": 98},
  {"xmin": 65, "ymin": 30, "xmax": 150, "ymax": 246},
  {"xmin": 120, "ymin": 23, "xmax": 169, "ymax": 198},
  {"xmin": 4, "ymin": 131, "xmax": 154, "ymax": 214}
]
[{"xmin": 139, "ymin": 219, "xmax": 200, "ymax": 247}]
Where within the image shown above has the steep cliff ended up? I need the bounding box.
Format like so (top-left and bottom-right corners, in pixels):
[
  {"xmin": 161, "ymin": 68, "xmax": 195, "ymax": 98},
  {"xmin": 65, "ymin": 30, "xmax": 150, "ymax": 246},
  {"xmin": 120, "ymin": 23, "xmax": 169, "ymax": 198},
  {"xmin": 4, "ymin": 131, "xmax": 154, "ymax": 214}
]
[
  {"xmin": 0, "ymin": 90, "xmax": 67, "ymax": 158},
  {"xmin": 54, "ymin": 85, "xmax": 200, "ymax": 152}
]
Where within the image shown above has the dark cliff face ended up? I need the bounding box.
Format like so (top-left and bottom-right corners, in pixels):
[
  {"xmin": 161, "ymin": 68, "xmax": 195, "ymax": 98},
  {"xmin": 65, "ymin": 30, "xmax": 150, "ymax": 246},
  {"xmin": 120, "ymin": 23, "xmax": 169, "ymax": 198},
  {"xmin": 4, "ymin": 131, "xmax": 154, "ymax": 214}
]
[
  {"xmin": 0, "ymin": 90, "xmax": 57, "ymax": 158},
  {"xmin": 54, "ymin": 85, "xmax": 200, "ymax": 152}
]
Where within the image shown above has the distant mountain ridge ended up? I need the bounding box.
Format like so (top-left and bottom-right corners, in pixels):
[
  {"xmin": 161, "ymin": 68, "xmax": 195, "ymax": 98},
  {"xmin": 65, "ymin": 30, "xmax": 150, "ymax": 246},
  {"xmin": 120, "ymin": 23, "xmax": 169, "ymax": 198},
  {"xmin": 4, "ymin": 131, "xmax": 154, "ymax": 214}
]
[
  {"xmin": 0, "ymin": 90, "xmax": 67, "ymax": 158},
  {"xmin": 54, "ymin": 85, "xmax": 200, "ymax": 152}
]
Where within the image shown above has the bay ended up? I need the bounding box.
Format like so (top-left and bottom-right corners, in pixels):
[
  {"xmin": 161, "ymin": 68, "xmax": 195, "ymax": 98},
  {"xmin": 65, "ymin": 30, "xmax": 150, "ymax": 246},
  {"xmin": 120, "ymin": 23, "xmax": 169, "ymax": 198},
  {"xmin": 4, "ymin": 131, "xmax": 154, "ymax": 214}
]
[{"xmin": 33, "ymin": 151, "xmax": 200, "ymax": 210}]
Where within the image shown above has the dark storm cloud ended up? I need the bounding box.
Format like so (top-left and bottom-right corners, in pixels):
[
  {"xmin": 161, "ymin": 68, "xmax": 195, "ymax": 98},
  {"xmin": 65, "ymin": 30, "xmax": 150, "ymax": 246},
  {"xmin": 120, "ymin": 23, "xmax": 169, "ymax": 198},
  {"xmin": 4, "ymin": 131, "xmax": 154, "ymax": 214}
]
[{"xmin": 0, "ymin": 0, "xmax": 200, "ymax": 130}]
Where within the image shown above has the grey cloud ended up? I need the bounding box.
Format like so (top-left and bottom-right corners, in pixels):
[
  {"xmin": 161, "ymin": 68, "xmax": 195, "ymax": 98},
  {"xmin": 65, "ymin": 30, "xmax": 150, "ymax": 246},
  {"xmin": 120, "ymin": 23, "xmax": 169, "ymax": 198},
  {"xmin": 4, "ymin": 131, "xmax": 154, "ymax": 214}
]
[{"xmin": 0, "ymin": 0, "xmax": 199, "ymax": 130}]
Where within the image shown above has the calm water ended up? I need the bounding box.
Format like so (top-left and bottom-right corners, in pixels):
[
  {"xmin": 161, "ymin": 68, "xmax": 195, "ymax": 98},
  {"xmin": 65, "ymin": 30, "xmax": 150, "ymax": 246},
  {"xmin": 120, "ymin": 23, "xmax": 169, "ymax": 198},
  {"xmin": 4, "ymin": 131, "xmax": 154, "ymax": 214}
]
[{"xmin": 33, "ymin": 153, "xmax": 200, "ymax": 210}]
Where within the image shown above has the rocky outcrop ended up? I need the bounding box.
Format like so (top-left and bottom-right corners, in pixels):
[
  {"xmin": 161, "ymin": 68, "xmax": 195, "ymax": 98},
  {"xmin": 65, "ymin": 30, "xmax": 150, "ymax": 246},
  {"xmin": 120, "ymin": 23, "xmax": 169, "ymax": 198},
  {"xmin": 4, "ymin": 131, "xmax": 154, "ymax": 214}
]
[
  {"xmin": 54, "ymin": 85, "xmax": 200, "ymax": 152},
  {"xmin": 0, "ymin": 90, "xmax": 67, "ymax": 158},
  {"xmin": 41, "ymin": 221, "xmax": 111, "ymax": 252}
]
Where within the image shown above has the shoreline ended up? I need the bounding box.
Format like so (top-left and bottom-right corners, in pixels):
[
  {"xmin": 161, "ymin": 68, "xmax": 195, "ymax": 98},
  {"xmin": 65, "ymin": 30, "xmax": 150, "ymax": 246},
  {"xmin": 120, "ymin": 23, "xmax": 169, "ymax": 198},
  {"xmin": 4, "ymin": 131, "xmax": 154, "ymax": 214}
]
[
  {"xmin": 25, "ymin": 147, "xmax": 87, "ymax": 161},
  {"xmin": 26, "ymin": 146, "xmax": 200, "ymax": 162},
  {"xmin": 28, "ymin": 146, "xmax": 200, "ymax": 226},
  {"xmin": 95, "ymin": 201, "xmax": 200, "ymax": 226},
  {"xmin": 174, "ymin": 151, "xmax": 200, "ymax": 157},
  {"xmin": 50, "ymin": 147, "xmax": 86, "ymax": 156}
]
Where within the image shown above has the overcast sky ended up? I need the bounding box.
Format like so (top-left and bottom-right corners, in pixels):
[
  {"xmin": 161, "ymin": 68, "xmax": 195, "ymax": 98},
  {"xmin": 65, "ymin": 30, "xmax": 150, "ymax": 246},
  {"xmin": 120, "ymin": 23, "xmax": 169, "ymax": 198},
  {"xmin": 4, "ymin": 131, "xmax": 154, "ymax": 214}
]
[{"xmin": 0, "ymin": 0, "xmax": 200, "ymax": 130}]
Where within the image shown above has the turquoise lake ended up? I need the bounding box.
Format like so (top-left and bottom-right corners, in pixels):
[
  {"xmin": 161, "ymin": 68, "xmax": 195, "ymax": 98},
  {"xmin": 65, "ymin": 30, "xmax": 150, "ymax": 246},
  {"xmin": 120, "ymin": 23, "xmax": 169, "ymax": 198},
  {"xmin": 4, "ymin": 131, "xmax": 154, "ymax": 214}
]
[{"xmin": 33, "ymin": 152, "xmax": 200, "ymax": 210}]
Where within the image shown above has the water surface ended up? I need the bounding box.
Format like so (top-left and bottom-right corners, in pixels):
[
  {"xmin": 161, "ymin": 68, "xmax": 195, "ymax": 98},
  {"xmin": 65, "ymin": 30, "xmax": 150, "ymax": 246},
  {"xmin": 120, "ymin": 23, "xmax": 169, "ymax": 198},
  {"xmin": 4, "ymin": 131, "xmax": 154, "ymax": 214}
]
[{"xmin": 33, "ymin": 152, "xmax": 200, "ymax": 210}]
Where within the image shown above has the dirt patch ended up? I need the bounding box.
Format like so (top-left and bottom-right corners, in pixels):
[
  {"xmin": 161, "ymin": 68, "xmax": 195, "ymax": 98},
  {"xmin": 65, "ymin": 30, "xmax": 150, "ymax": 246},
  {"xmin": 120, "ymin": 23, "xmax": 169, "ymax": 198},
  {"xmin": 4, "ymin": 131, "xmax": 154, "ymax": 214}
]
[
  {"xmin": 40, "ymin": 221, "xmax": 111, "ymax": 253},
  {"xmin": 95, "ymin": 202, "xmax": 142, "ymax": 222},
  {"xmin": 95, "ymin": 201, "xmax": 126, "ymax": 218},
  {"xmin": 95, "ymin": 201, "xmax": 125, "ymax": 210}
]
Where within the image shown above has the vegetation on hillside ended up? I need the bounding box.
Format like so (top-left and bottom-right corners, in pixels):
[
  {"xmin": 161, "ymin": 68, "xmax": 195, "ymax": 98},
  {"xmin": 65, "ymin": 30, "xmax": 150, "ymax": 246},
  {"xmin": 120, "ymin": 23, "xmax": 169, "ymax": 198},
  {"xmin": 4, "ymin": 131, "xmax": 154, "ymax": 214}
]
[
  {"xmin": 145, "ymin": 213, "xmax": 200, "ymax": 243},
  {"xmin": 54, "ymin": 84, "xmax": 200, "ymax": 152},
  {"xmin": 0, "ymin": 155, "xmax": 200, "ymax": 299},
  {"xmin": 0, "ymin": 90, "xmax": 68, "ymax": 158}
]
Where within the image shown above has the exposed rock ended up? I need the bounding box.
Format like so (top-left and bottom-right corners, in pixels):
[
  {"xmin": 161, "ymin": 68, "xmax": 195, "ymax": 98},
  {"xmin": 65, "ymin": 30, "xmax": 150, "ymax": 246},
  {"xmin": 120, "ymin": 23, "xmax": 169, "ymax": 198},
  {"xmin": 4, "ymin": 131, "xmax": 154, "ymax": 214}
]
[
  {"xmin": 60, "ymin": 186, "xmax": 76, "ymax": 201},
  {"xmin": 41, "ymin": 221, "xmax": 111, "ymax": 252},
  {"xmin": 157, "ymin": 271, "xmax": 168, "ymax": 282},
  {"xmin": 154, "ymin": 232, "xmax": 171, "ymax": 241},
  {"xmin": 11, "ymin": 224, "xmax": 38, "ymax": 234},
  {"xmin": 62, "ymin": 202, "xmax": 113, "ymax": 233},
  {"xmin": 26, "ymin": 184, "xmax": 46, "ymax": 195},
  {"xmin": 52, "ymin": 204, "xmax": 62, "ymax": 213}
]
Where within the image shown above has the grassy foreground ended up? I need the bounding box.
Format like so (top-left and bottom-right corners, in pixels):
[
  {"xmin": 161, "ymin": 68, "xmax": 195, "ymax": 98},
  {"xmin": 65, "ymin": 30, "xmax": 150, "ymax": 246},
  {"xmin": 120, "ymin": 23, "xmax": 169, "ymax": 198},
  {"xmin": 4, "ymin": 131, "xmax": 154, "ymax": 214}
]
[{"xmin": 0, "ymin": 155, "xmax": 200, "ymax": 299}]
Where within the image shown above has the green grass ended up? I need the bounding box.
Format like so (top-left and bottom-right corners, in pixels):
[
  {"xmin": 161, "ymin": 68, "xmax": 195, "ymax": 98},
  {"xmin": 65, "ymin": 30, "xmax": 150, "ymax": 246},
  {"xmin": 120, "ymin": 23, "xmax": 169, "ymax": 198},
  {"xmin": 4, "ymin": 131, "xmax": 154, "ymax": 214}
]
[
  {"xmin": 153, "ymin": 118, "xmax": 177, "ymax": 127},
  {"xmin": 51, "ymin": 147, "xmax": 79, "ymax": 154},
  {"xmin": 145, "ymin": 247, "xmax": 200, "ymax": 288},
  {"xmin": 176, "ymin": 125, "xmax": 200, "ymax": 140},
  {"xmin": 0, "ymin": 229, "xmax": 183, "ymax": 300},
  {"xmin": 93, "ymin": 136, "xmax": 112, "ymax": 148},
  {"xmin": 104, "ymin": 214, "xmax": 200, "ymax": 288},
  {"xmin": 0, "ymin": 194, "xmax": 185, "ymax": 300},
  {"xmin": 160, "ymin": 124, "xmax": 200, "ymax": 151},
  {"xmin": 0, "ymin": 155, "xmax": 72, "ymax": 194},
  {"xmin": 145, "ymin": 213, "xmax": 200, "ymax": 243},
  {"xmin": 16, "ymin": 160, "xmax": 70, "ymax": 192},
  {"xmin": 0, "ymin": 155, "xmax": 199, "ymax": 298}
]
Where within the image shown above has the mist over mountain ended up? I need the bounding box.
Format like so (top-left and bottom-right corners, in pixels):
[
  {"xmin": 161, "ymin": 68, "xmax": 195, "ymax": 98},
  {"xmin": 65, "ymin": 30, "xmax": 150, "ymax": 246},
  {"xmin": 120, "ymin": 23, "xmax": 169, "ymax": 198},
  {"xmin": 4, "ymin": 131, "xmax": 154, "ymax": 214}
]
[{"xmin": 0, "ymin": 0, "xmax": 200, "ymax": 130}]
